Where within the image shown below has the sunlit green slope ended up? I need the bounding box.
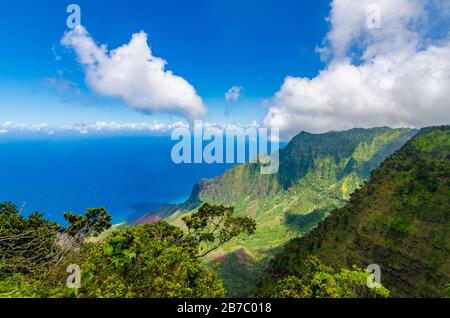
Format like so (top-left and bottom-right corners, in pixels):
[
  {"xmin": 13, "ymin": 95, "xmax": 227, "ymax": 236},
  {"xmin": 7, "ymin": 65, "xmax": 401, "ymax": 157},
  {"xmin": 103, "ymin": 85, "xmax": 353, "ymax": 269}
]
[{"xmin": 168, "ymin": 127, "xmax": 417, "ymax": 296}]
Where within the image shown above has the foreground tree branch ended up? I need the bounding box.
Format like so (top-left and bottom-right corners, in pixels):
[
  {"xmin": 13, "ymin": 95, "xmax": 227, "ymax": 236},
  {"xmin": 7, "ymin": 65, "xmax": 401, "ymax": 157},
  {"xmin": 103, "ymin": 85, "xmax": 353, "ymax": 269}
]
[{"xmin": 182, "ymin": 203, "xmax": 256, "ymax": 258}]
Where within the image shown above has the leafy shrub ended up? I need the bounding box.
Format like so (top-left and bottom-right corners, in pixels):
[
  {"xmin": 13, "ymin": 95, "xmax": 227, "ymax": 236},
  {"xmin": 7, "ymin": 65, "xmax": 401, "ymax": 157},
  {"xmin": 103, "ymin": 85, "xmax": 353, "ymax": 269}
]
[
  {"xmin": 0, "ymin": 202, "xmax": 255, "ymax": 298},
  {"xmin": 273, "ymin": 256, "xmax": 390, "ymax": 298}
]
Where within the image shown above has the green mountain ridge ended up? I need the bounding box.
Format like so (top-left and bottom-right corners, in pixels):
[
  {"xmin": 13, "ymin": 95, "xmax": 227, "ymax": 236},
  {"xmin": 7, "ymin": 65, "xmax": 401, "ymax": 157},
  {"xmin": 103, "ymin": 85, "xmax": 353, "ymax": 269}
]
[
  {"xmin": 167, "ymin": 127, "xmax": 418, "ymax": 296},
  {"xmin": 257, "ymin": 126, "xmax": 450, "ymax": 297}
]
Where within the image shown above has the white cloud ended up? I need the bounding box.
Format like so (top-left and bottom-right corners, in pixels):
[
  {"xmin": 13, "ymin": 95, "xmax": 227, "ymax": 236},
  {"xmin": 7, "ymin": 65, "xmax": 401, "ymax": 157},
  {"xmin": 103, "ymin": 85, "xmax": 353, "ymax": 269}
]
[
  {"xmin": 61, "ymin": 26, "xmax": 206, "ymax": 119},
  {"xmin": 64, "ymin": 121, "xmax": 189, "ymax": 134},
  {"xmin": 320, "ymin": 0, "xmax": 425, "ymax": 61},
  {"xmin": 0, "ymin": 121, "xmax": 261, "ymax": 136},
  {"xmin": 202, "ymin": 120, "xmax": 260, "ymax": 134},
  {"xmin": 0, "ymin": 121, "xmax": 50, "ymax": 133},
  {"xmin": 263, "ymin": 0, "xmax": 450, "ymax": 138},
  {"xmin": 225, "ymin": 86, "xmax": 244, "ymax": 102},
  {"xmin": 0, "ymin": 121, "xmax": 187, "ymax": 135}
]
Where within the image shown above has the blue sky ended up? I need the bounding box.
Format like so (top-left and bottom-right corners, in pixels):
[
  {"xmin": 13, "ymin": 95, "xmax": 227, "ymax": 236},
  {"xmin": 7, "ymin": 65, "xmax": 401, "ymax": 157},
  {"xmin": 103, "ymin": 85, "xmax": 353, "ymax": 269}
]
[
  {"xmin": 1, "ymin": 0, "xmax": 449, "ymax": 138},
  {"xmin": 0, "ymin": 0, "xmax": 329, "ymax": 127}
]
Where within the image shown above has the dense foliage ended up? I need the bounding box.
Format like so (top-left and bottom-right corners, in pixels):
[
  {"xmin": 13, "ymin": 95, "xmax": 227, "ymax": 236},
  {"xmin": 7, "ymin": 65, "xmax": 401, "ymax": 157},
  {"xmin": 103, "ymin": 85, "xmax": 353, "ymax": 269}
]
[
  {"xmin": 64, "ymin": 208, "xmax": 112, "ymax": 238},
  {"xmin": 183, "ymin": 203, "xmax": 256, "ymax": 257},
  {"xmin": 272, "ymin": 256, "xmax": 389, "ymax": 298},
  {"xmin": 0, "ymin": 202, "xmax": 60, "ymax": 277},
  {"xmin": 73, "ymin": 222, "xmax": 224, "ymax": 298},
  {"xmin": 0, "ymin": 203, "xmax": 254, "ymax": 298},
  {"xmin": 257, "ymin": 126, "xmax": 450, "ymax": 297}
]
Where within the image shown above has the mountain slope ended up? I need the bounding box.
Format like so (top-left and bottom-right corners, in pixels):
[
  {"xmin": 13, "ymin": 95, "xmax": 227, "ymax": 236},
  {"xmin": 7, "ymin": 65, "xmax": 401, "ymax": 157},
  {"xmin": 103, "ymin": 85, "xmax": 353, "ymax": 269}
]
[
  {"xmin": 170, "ymin": 128, "xmax": 417, "ymax": 255},
  {"xmin": 167, "ymin": 127, "xmax": 417, "ymax": 296},
  {"xmin": 257, "ymin": 126, "xmax": 450, "ymax": 297}
]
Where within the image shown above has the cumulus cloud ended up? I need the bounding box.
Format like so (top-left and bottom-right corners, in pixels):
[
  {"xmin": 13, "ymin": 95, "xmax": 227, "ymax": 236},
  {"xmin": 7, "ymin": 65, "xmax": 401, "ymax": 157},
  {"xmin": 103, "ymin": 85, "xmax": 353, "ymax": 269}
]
[
  {"xmin": 61, "ymin": 26, "xmax": 206, "ymax": 119},
  {"xmin": 263, "ymin": 0, "xmax": 450, "ymax": 137},
  {"xmin": 224, "ymin": 86, "xmax": 244, "ymax": 115},
  {"xmin": 225, "ymin": 86, "xmax": 244, "ymax": 102}
]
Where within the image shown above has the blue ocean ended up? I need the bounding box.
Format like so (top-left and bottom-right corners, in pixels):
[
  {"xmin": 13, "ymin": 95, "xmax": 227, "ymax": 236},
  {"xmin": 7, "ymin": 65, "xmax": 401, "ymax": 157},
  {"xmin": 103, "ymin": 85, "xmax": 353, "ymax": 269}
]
[{"xmin": 0, "ymin": 136, "xmax": 234, "ymax": 224}]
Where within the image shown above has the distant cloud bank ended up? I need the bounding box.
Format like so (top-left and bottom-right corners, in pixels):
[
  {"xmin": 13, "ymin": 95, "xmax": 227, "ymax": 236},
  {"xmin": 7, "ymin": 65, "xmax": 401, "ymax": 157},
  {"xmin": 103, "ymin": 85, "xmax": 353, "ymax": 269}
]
[
  {"xmin": 0, "ymin": 121, "xmax": 260, "ymax": 137},
  {"xmin": 263, "ymin": 0, "xmax": 450, "ymax": 138},
  {"xmin": 0, "ymin": 121, "xmax": 187, "ymax": 136}
]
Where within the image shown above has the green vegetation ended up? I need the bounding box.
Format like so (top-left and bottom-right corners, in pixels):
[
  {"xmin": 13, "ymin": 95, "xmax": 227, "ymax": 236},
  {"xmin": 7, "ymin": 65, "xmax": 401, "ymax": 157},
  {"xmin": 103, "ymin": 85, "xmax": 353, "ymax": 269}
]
[
  {"xmin": 272, "ymin": 256, "xmax": 389, "ymax": 298},
  {"xmin": 0, "ymin": 201, "xmax": 388, "ymax": 298},
  {"xmin": 64, "ymin": 208, "xmax": 112, "ymax": 238},
  {"xmin": 182, "ymin": 203, "xmax": 256, "ymax": 257},
  {"xmin": 168, "ymin": 127, "xmax": 417, "ymax": 296},
  {"xmin": 0, "ymin": 203, "xmax": 254, "ymax": 298},
  {"xmin": 0, "ymin": 202, "xmax": 60, "ymax": 278},
  {"xmin": 2, "ymin": 126, "xmax": 448, "ymax": 298},
  {"xmin": 257, "ymin": 126, "xmax": 450, "ymax": 297},
  {"xmin": 72, "ymin": 222, "xmax": 224, "ymax": 298}
]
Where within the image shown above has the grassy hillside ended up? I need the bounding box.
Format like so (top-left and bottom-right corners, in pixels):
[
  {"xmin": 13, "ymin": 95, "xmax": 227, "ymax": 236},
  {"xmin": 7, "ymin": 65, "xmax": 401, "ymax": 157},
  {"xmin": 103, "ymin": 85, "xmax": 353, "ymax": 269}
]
[
  {"xmin": 257, "ymin": 126, "xmax": 450, "ymax": 297},
  {"xmin": 167, "ymin": 127, "xmax": 417, "ymax": 296}
]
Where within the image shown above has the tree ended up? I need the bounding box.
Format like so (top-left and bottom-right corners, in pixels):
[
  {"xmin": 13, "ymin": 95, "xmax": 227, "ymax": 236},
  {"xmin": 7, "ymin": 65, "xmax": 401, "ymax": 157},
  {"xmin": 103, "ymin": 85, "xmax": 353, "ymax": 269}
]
[
  {"xmin": 64, "ymin": 207, "xmax": 112, "ymax": 238},
  {"xmin": 182, "ymin": 203, "xmax": 256, "ymax": 257},
  {"xmin": 0, "ymin": 202, "xmax": 60, "ymax": 276},
  {"xmin": 1, "ymin": 203, "xmax": 113, "ymax": 297},
  {"xmin": 1, "ymin": 202, "xmax": 256, "ymax": 298},
  {"xmin": 73, "ymin": 222, "xmax": 225, "ymax": 298},
  {"xmin": 273, "ymin": 256, "xmax": 390, "ymax": 298},
  {"xmin": 71, "ymin": 204, "xmax": 257, "ymax": 298}
]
